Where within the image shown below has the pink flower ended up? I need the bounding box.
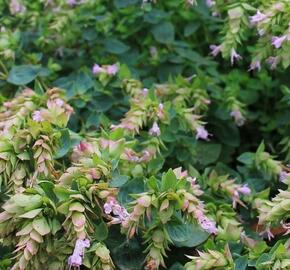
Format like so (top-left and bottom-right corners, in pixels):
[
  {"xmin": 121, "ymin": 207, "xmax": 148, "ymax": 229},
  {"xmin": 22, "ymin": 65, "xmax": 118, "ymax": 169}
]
[
  {"xmin": 230, "ymin": 109, "xmax": 245, "ymax": 126},
  {"xmin": 249, "ymin": 10, "xmax": 267, "ymax": 25},
  {"xmin": 194, "ymin": 210, "xmax": 217, "ymax": 234},
  {"xmin": 230, "ymin": 48, "xmax": 242, "ymax": 65},
  {"xmin": 272, "ymin": 35, "xmax": 287, "ymax": 49},
  {"xmin": 32, "ymin": 111, "xmax": 43, "ymax": 122},
  {"xmin": 209, "ymin": 44, "xmax": 222, "ymax": 57},
  {"xmin": 248, "ymin": 60, "xmax": 261, "ymax": 71},
  {"xmin": 92, "ymin": 64, "xmax": 105, "ymax": 75},
  {"xmin": 150, "ymin": 46, "xmax": 158, "ymax": 57},
  {"xmin": 237, "ymin": 184, "xmax": 251, "ymax": 195},
  {"xmin": 196, "ymin": 126, "xmax": 209, "ymax": 140},
  {"xmin": 55, "ymin": 98, "xmax": 65, "ymax": 107},
  {"xmin": 149, "ymin": 122, "xmax": 161, "ymax": 136},
  {"xmin": 106, "ymin": 64, "xmax": 118, "ymax": 75}
]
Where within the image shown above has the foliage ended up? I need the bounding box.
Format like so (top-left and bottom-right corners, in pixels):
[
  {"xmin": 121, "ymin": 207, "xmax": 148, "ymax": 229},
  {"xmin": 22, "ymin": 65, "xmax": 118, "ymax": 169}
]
[{"xmin": 0, "ymin": 0, "xmax": 290, "ymax": 270}]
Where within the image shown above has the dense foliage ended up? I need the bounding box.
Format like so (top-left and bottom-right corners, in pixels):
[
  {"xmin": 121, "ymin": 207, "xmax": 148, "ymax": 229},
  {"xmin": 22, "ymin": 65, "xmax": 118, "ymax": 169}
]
[{"xmin": 1, "ymin": 0, "xmax": 290, "ymax": 269}]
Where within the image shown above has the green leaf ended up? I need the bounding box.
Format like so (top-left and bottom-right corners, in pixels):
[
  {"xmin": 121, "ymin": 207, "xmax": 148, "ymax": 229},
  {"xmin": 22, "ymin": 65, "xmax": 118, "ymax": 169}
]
[
  {"xmin": 152, "ymin": 22, "xmax": 175, "ymax": 44},
  {"xmin": 166, "ymin": 222, "xmax": 209, "ymax": 247},
  {"xmin": 113, "ymin": 0, "xmax": 139, "ymax": 8},
  {"xmin": 237, "ymin": 152, "xmax": 254, "ymax": 166},
  {"xmin": 7, "ymin": 65, "xmax": 40, "ymax": 85},
  {"xmin": 110, "ymin": 174, "xmax": 129, "ymax": 188},
  {"xmin": 195, "ymin": 143, "xmax": 221, "ymax": 166},
  {"xmin": 104, "ymin": 38, "xmax": 130, "ymax": 54},
  {"xmin": 161, "ymin": 169, "xmax": 177, "ymax": 192},
  {"xmin": 118, "ymin": 178, "xmax": 145, "ymax": 206},
  {"xmin": 235, "ymin": 256, "xmax": 248, "ymax": 270},
  {"xmin": 94, "ymin": 221, "xmax": 108, "ymax": 241},
  {"xmin": 54, "ymin": 129, "xmax": 71, "ymax": 159},
  {"xmin": 32, "ymin": 217, "xmax": 51, "ymax": 236},
  {"xmin": 19, "ymin": 208, "xmax": 42, "ymax": 219}
]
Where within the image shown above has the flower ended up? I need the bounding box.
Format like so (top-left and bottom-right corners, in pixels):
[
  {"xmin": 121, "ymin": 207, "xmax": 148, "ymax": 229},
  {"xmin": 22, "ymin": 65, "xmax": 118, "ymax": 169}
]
[
  {"xmin": 194, "ymin": 209, "xmax": 217, "ymax": 234},
  {"xmin": 237, "ymin": 184, "xmax": 251, "ymax": 195},
  {"xmin": 249, "ymin": 10, "xmax": 267, "ymax": 25},
  {"xmin": 68, "ymin": 238, "xmax": 90, "ymax": 269},
  {"xmin": 55, "ymin": 98, "xmax": 65, "ymax": 107},
  {"xmin": 106, "ymin": 64, "xmax": 118, "ymax": 75},
  {"xmin": 103, "ymin": 197, "xmax": 129, "ymax": 224},
  {"xmin": 9, "ymin": 0, "xmax": 26, "ymax": 15},
  {"xmin": 149, "ymin": 122, "xmax": 161, "ymax": 136},
  {"xmin": 205, "ymin": 0, "xmax": 215, "ymax": 7},
  {"xmin": 272, "ymin": 35, "xmax": 287, "ymax": 49},
  {"xmin": 279, "ymin": 171, "xmax": 289, "ymax": 183},
  {"xmin": 32, "ymin": 110, "xmax": 43, "ymax": 122},
  {"xmin": 248, "ymin": 60, "xmax": 261, "ymax": 71},
  {"xmin": 67, "ymin": 0, "xmax": 77, "ymax": 5},
  {"xmin": 230, "ymin": 48, "xmax": 242, "ymax": 65},
  {"xmin": 230, "ymin": 109, "xmax": 245, "ymax": 126},
  {"xmin": 209, "ymin": 44, "xmax": 222, "ymax": 57},
  {"xmin": 196, "ymin": 125, "xmax": 209, "ymax": 140},
  {"xmin": 142, "ymin": 88, "xmax": 149, "ymax": 96},
  {"xmin": 92, "ymin": 64, "xmax": 105, "ymax": 74},
  {"xmin": 266, "ymin": 56, "xmax": 279, "ymax": 69}
]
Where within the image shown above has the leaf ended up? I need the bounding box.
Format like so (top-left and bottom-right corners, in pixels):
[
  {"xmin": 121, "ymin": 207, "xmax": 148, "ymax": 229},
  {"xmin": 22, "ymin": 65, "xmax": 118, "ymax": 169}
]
[
  {"xmin": 237, "ymin": 152, "xmax": 254, "ymax": 166},
  {"xmin": 19, "ymin": 208, "xmax": 42, "ymax": 219},
  {"xmin": 195, "ymin": 143, "xmax": 221, "ymax": 166},
  {"xmin": 94, "ymin": 221, "xmax": 108, "ymax": 241},
  {"xmin": 32, "ymin": 217, "xmax": 51, "ymax": 236},
  {"xmin": 113, "ymin": 0, "xmax": 139, "ymax": 8},
  {"xmin": 54, "ymin": 129, "xmax": 71, "ymax": 159},
  {"xmin": 161, "ymin": 169, "xmax": 177, "ymax": 192},
  {"xmin": 235, "ymin": 256, "xmax": 248, "ymax": 270},
  {"xmin": 7, "ymin": 65, "xmax": 41, "ymax": 85},
  {"xmin": 118, "ymin": 178, "xmax": 145, "ymax": 206},
  {"xmin": 110, "ymin": 174, "xmax": 129, "ymax": 188},
  {"xmin": 214, "ymin": 121, "xmax": 240, "ymax": 147},
  {"xmin": 152, "ymin": 22, "xmax": 175, "ymax": 44},
  {"xmin": 104, "ymin": 38, "xmax": 130, "ymax": 54},
  {"xmin": 166, "ymin": 222, "xmax": 209, "ymax": 247}
]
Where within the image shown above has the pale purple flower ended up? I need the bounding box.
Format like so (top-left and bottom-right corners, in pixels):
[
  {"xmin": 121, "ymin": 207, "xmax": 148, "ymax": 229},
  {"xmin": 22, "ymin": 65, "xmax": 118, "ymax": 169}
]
[
  {"xmin": 249, "ymin": 60, "xmax": 261, "ymax": 71},
  {"xmin": 92, "ymin": 64, "xmax": 104, "ymax": 75},
  {"xmin": 249, "ymin": 10, "xmax": 267, "ymax": 25},
  {"xmin": 103, "ymin": 197, "xmax": 129, "ymax": 224},
  {"xmin": 32, "ymin": 111, "xmax": 43, "ymax": 122},
  {"xmin": 209, "ymin": 44, "xmax": 222, "ymax": 57},
  {"xmin": 106, "ymin": 64, "xmax": 118, "ymax": 75},
  {"xmin": 259, "ymin": 227, "xmax": 274, "ymax": 241},
  {"xmin": 237, "ymin": 184, "xmax": 251, "ymax": 195},
  {"xmin": 9, "ymin": 0, "xmax": 26, "ymax": 15},
  {"xmin": 68, "ymin": 238, "xmax": 90, "ymax": 269},
  {"xmin": 230, "ymin": 109, "xmax": 245, "ymax": 126},
  {"xmin": 195, "ymin": 211, "xmax": 217, "ymax": 234},
  {"xmin": 230, "ymin": 48, "xmax": 242, "ymax": 66},
  {"xmin": 279, "ymin": 171, "xmax": 289, "ymax": 183},
  {"xmin": 67, "ymin": 0, "xmax": 77, "ymax": 6},
  {"xmin": 205, "ymin": 0, "xmax": 214, "ymax": 7},
  {"xmin": 196, "ymin": 126, "xmax": 209, "ymax": 140},
  {"xmin": 142, "ymin": 88, "xmax": 149, "ymax": 96},
  {"xmin": 272, "ymin": 35, "xmax": 287, "ymax": 49},
  {"xmin": 149, "ymin": 122, "xmax": 161, "ymax": 136},
  {"xmin": 266, "ymin": 56, "xmax": 279, "ymax": 70}
]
